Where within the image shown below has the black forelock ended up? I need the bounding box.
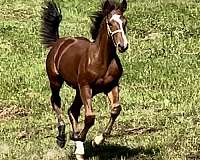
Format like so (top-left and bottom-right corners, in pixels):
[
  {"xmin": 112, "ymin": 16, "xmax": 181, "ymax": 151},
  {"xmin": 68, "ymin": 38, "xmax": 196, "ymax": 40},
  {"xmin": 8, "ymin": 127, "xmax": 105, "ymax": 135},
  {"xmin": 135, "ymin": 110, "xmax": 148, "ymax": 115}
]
[{"xmin": 90, "ymin": 0, "xmax": 120, "ymax": 40}]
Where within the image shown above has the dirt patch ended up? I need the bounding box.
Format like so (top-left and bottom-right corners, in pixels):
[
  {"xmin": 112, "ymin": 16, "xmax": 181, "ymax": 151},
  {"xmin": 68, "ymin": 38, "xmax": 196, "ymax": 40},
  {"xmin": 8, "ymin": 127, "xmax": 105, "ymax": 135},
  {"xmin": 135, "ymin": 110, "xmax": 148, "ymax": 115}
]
[
  {"xmin": 0, "ymin": 143, "xmax": 9, "ymax": 155},
  {"xmin": 42, "ymin": 149, "xmax": 66, "ymax": 160},
  {"xmin": 186, "ymin": 151, "xmax": 200, "ymax": 160},
  {"xmin": 112, "ymin": 124, "xmax": 161, "ymax": 137},
  {"xmin": 16, "ymin": 124, "xmax": 54, "ymax": 140},
  {"xmin": 0, "ymin": 105, "xmax": 30, "ymax": 120}
]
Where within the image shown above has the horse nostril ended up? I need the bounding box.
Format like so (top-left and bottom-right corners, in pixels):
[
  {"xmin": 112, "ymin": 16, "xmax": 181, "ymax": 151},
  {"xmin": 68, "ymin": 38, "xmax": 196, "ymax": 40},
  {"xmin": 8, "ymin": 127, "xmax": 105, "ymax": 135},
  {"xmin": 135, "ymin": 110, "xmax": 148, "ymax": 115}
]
[
  {"xmin": 117, "ymin": 43, "xmax": 128, "ymax": 53},
  {"xmin": 118, "ymin": 43, "xmax": 124, "ymax": 49},
  {"xmin": 118, "ymin": 43, "xmax": 128, "ymax": 50}
]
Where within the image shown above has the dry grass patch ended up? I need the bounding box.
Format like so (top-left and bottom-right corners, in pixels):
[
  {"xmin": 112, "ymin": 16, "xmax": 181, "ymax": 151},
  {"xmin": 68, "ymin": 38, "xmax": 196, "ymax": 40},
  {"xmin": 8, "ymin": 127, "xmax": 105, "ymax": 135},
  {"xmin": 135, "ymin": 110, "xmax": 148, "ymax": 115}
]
[{"xmin": 0, "ymin": 105, "xmax": 30, "ymax": 120}]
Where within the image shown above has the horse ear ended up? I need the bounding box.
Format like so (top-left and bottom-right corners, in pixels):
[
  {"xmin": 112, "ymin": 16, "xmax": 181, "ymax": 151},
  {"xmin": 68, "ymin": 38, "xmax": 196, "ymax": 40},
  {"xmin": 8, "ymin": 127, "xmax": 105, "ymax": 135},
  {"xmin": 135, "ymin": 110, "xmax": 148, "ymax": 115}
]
[
  {"xmin": 119, "ymin": 0, "xmax": 127, "ymax": 12},
  {"xmin": 103, "ymin": 0, "xmax": 112, "ymax": 15}
]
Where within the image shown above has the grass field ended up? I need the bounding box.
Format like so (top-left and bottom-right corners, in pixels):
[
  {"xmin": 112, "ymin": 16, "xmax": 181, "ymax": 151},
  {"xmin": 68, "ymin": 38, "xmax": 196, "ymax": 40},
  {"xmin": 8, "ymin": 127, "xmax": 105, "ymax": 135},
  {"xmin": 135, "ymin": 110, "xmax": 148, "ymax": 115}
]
[{"xmin": 0, "ymin": 0, "xmax": 200, "ymax": 159}]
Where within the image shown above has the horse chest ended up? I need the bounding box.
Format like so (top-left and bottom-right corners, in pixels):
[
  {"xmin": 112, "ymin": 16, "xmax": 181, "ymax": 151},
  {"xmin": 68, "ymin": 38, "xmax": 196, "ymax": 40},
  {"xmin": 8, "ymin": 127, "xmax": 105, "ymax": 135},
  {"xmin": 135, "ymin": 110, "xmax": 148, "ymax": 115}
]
[
  {"xmin": 79, "ymin": 56, "xmax": 122, "ymax": 88},
  {"xmin": 95, "ymin": 60, "xmax": 122, "ymax": 86}
]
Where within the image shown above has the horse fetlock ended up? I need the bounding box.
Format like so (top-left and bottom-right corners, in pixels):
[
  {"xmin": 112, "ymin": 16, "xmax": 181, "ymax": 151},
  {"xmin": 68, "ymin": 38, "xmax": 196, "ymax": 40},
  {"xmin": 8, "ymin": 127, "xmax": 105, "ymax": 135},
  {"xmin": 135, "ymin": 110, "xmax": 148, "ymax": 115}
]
[
  {"xmin": 70, "ymin": 131, "xmax": 85, "ymax": 142},
  {"xmin": 111, "ymin": 105, "xmax": 121, "ymax": 118}
]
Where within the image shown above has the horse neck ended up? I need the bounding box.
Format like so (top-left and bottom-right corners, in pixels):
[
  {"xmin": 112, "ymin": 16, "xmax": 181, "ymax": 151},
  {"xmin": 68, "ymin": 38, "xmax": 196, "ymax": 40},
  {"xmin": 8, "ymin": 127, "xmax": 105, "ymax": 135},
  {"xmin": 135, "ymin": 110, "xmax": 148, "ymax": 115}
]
[{"xmin": 94, "ymin": 20, "xmax": 116, "ymax": 65}]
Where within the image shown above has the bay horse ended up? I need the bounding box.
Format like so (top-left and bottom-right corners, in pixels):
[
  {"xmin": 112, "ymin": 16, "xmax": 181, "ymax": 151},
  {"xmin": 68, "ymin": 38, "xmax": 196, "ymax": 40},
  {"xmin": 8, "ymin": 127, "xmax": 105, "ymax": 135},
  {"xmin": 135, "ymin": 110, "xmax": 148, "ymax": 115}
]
[{"xmin": 41, "ymin": 0, "xmax": 128, "ymax": 159}]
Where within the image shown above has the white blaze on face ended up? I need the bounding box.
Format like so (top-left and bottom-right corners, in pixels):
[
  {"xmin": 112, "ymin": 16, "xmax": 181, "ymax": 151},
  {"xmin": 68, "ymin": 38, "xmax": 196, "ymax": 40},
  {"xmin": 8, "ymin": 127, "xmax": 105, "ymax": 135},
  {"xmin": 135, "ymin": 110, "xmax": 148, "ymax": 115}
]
[{"xmin": 110, "ymin": 14, "xmax": 128, "ymax": 48}]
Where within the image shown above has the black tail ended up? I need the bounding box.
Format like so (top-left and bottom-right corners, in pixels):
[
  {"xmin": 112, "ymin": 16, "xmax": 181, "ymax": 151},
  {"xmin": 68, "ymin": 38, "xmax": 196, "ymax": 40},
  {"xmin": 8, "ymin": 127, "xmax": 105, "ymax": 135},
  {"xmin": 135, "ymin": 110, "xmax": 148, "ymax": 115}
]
[{"xmin": 40, "ymin": 0, "xmax": 62, "ymax": 48}]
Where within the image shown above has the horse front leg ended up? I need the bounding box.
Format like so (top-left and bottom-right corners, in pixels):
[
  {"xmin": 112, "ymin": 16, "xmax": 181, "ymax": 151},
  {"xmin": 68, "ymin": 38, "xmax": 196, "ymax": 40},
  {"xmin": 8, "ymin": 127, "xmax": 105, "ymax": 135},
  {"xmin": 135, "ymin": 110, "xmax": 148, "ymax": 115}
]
[
  {"xmin": 92, "ymin": 85, "xmax": 121, "ymax": 146},
  {"xmin": 68, "ymin": 90, "xmax": 83, "ymax": 140},
  {"xmin": 72, "ymin": 85, "xmax": 95, "ymax": 159}
]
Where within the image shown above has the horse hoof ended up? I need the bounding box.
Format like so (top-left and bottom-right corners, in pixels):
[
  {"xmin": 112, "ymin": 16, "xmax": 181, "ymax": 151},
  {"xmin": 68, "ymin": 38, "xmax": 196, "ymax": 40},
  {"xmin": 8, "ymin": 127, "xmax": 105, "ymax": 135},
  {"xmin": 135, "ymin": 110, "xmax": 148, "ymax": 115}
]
[
  {"xmin": 70, "ymin": 132, "xmax": 86, "ymax": 142},
  {"xmin": 92, "ymin": 134, "xmax": 104, "ymax": 147},
  {"xmin": 75, "ymin": 154, "xmax": 85, "ymax": 160},
  {"xmin": 56, "ymin": 136, "xmax": 66, "ymax": 148},
  {"xmin": 91, "ymin": 140, "xmax": 101, "ymax": 148}
]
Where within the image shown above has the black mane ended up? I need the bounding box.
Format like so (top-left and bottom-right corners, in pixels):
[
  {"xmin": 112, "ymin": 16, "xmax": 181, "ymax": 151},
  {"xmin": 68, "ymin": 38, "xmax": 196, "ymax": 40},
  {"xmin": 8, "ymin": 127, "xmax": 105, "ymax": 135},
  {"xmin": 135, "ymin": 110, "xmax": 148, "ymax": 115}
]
[{"xmin": 90, "ymin": 0, "xmax": 119, "ymax": 40}]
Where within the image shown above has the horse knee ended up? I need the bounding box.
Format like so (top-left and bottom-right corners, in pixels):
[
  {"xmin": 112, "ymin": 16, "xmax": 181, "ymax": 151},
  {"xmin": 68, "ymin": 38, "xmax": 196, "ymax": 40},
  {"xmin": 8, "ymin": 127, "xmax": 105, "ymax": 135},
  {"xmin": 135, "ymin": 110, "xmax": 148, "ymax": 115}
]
[
  {"xmin": 51, "ymin": 94, "xmax": 61, "ymax": 107},
  {"xmin": 111, "ymin": 105, "xmax": 121, "ymax": 119}
]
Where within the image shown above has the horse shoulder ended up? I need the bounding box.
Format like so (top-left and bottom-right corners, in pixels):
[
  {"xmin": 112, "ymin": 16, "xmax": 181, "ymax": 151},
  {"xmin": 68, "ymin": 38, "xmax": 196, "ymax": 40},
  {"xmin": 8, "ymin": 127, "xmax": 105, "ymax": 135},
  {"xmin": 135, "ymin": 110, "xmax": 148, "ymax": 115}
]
[{"xmin": 103, "ymin": 57, "xmax": 123, "ymax": 84}]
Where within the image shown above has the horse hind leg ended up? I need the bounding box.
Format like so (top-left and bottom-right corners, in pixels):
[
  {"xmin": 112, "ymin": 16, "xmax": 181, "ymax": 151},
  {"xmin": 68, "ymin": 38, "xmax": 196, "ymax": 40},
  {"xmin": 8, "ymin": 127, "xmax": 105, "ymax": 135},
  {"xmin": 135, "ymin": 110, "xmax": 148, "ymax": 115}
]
[
  {"xmin": 49, "ymin": 78, "xmax": 66, "ymax": 148},
  {"xmin": 68, "ymin": 90, "xmax": 83, "ymax": 140},
  {"xmin": 92, "ymin": 86, "xmax": 121, "ymax": 146}
]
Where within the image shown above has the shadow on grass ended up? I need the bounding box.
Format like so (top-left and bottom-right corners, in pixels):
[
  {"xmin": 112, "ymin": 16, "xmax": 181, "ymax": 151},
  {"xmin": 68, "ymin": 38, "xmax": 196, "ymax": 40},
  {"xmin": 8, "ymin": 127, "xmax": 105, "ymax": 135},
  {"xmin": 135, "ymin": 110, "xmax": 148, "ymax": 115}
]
[{"xmin": 83, "ymin": 141, "xmax": 160, "ymax": 160}]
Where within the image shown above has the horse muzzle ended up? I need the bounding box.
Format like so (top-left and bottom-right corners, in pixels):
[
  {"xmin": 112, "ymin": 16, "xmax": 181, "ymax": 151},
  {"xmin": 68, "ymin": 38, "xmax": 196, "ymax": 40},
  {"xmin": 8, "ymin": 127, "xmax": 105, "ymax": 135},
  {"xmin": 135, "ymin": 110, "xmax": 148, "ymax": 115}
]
[{"xmin": 117, "ymin": 43, "xmax": 128, "ymax": 53}]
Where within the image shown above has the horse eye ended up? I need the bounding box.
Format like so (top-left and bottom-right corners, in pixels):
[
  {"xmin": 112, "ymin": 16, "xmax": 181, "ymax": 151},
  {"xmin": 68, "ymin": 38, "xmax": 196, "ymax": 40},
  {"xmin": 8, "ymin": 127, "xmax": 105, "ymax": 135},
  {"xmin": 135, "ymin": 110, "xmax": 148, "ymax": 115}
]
[{"xmin": 108, "ymin": 22, "xmax": 112, "ymax": 26}]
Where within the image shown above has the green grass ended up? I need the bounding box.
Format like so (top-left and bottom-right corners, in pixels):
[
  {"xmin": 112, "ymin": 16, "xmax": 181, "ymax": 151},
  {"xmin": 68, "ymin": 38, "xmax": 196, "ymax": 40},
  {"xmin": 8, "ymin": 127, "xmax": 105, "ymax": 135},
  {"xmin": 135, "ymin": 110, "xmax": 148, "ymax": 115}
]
[{"xmin": 0, "ymin": 0, "xmax": 200, "ymax": 159}]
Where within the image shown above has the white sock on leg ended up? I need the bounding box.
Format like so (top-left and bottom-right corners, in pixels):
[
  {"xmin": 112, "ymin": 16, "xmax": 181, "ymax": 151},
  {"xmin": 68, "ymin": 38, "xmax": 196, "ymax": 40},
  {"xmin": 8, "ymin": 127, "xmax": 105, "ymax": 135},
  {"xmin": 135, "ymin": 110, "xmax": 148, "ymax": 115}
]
[{"xmin": 74, "ymin": 141, "xmax": 84, "ymax": 155}]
